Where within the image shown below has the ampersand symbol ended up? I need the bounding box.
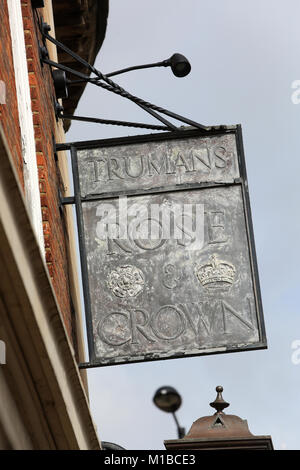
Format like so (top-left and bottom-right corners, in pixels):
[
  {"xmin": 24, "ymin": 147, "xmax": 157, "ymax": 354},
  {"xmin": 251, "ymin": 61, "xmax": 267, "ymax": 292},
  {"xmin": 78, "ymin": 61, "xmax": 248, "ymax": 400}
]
[{"xmin": 162, "ymin": 264, "xmax": 182, "ymax": 289}]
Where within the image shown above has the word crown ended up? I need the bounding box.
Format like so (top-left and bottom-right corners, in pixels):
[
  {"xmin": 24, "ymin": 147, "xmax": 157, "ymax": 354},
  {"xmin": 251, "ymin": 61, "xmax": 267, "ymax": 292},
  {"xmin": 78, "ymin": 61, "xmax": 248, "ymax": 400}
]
[{"xmin": 196, "ymin": 254, "xmax": 236, "ymax": 289}]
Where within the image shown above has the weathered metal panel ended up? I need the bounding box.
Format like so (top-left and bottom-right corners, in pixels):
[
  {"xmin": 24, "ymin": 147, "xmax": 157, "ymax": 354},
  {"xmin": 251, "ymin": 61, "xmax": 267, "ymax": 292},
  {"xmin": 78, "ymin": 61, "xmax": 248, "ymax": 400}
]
[
  {"xmin": 71, "ymin": 127, "xmax": 266, "ymax": 367},
  {"xmin": 82, "ymin": 186, "xmax": 261, "ymax": 365},
  {"xmin": 77, "ymin": 133, "xmax": 240, "ymax": 197}
]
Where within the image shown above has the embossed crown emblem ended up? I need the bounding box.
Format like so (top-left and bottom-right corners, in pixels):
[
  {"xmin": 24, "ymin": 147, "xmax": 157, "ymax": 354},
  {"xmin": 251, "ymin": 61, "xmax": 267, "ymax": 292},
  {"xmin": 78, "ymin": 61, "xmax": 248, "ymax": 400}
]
[{"xmin": 195, "ymin": 254, "xmax": 236, "ymax": 290}]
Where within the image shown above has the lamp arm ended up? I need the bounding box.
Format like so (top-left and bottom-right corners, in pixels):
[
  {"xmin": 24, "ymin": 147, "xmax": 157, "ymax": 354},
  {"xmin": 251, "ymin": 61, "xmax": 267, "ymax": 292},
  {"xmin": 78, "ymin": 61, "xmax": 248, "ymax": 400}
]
[
  {"xmin": 172, "ymin": 412, "xmax": 186, "ymax": 439},
  {"xmin": 69, "ymin": 61, "xmax": 169, "ymax": 83},
  {"xmin": 105, "ymin": 60, "xmax": 168, "ymax": 78}
]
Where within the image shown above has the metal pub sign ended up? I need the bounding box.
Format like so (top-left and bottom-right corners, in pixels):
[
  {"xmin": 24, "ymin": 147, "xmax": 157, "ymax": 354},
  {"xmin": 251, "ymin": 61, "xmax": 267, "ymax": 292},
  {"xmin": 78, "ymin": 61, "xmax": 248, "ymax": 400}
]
[{"xmin": 68, "ymin": 126, "xmax": 267, "ymax": 367}]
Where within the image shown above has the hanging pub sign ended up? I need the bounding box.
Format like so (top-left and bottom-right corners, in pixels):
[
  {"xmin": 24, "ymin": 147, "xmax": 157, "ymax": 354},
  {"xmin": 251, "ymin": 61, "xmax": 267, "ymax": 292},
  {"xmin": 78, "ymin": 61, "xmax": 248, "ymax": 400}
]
[{"xmin": 65, "ymin": 125, "xmax": 267, "ymax": 367}]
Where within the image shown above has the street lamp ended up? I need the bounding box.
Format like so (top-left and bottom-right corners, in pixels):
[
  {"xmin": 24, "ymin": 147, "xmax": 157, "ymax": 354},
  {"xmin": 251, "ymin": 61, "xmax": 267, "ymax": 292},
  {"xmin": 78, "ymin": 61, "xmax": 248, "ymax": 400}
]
[
  {"xmin": 104, "ymin": 53, "xmax": 191, "ymax": 78},
  {"xmin": 153, "ymin": 386, "xmax": 186, "ymax": 439},
  {"xmin": 67, "ymin": 54, "xmax": 191, "ymax": 84},
  {"xmin": 101, "ymin": 441, "xmax": 126, "ymax": 450}
]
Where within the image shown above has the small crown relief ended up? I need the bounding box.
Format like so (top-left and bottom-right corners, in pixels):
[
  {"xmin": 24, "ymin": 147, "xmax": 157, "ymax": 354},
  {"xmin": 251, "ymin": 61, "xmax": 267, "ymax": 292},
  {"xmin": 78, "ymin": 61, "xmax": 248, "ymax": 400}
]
[
  {"xmin": 107, "ymin": 265, "xmax": 145, "ymax": 298},
  {"xmin": 195, "ymin": 254, "xmax": 236, "ymax": 290}
]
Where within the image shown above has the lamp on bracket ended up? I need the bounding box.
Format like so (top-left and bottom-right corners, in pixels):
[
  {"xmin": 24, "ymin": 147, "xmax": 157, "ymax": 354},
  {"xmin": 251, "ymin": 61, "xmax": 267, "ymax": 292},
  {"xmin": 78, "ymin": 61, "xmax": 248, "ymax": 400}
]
[
  {"xmin": 101, "ymin": 53, "xmax": 191, "ymax": 79},
  {"xmin": 68, "ymin": 53, "xmax": 191, "ymax": 86},
  {"xmin": 153, "ymin": 386, "xmax": 186, "ymax": 439}
]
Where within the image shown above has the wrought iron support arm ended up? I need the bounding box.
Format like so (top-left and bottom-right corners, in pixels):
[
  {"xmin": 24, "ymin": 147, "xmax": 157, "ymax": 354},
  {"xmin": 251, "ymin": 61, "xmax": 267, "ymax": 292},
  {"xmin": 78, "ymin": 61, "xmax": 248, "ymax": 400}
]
[
  {"xmin": 44, "ymin": 56, "xmax": 175, "ymax": 131},
  {"xmin": 40, "ymin": 22, "xmax": 209, "ymax": 132}
]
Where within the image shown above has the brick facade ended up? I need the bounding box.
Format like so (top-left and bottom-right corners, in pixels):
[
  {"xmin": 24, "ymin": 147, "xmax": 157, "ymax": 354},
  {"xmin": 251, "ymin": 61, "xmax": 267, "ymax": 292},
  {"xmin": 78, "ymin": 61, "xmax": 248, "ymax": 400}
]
[
  {"xmin": 0, "ymin": 0, "xmax": 24, "ymax": 190},
  {"xmin": 1, "ymin": 1, "xmax": 76, "ymax": 350}
]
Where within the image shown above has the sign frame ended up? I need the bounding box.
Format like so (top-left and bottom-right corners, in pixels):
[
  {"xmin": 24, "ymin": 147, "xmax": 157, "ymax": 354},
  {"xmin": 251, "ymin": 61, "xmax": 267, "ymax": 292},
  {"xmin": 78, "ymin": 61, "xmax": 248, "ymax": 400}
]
[{"xmin": 61, "ymin": 125, "xmax": 267, "ymax": 368}]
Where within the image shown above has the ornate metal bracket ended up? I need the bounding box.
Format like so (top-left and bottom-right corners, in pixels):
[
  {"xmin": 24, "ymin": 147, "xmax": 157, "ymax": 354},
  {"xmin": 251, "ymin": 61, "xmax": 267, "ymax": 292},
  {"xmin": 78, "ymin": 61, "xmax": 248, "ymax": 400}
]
[{"xmin": 39, "ymin": 21, "xmax": 209, "ymax": 133}]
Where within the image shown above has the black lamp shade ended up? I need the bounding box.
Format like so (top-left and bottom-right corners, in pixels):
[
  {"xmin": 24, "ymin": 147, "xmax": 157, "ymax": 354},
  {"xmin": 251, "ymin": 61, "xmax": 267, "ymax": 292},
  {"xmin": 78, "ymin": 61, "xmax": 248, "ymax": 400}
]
[
  {"xmin": 101, "ymin": 441, "xmax": 126, "ymax": 450},
  {"xmin": 169, "ymin": 53, "xmax": 191, "ymax": 77},
  {"xmin": 153, "ymin": 386, "xmax": 182, "ymax": 413}
]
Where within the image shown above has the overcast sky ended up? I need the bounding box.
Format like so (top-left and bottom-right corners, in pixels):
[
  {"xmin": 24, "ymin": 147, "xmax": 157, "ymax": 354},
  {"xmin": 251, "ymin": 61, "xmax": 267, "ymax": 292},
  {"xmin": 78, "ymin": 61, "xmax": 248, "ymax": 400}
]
[{"xmin": 66, "ymin": 0, "xmax": 300, "ymax": 450}]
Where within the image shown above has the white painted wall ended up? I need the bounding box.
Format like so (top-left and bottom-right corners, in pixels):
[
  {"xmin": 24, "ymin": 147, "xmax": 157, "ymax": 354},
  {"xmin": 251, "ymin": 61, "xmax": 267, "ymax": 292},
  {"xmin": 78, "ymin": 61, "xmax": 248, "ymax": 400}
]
[{"xmin": 7, "ymin": 0, "xmax": 44, "ymax": 252}]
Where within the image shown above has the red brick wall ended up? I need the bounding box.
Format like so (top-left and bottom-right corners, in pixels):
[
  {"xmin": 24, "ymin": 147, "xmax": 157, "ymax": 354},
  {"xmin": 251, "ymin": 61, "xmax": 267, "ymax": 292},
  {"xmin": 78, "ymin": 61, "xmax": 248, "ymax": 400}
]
[
  {"xmin": 22, "ymin": 1, "xmax": 75, "ymax": 346},
  {"xmin": 2, "ymin": 1, "xmax": 76, "ymax": 350},
  {"xmin": 0, "ymin": 0, "xmax": 24, "ymax": 190}
]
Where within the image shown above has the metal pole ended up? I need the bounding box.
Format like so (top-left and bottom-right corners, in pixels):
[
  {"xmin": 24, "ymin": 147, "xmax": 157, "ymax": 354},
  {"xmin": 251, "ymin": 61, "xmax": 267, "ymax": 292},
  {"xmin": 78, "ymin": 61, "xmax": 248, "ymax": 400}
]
[{"xmin": 172, "ymin": 412, "xmax": 186, "ymax": 439}]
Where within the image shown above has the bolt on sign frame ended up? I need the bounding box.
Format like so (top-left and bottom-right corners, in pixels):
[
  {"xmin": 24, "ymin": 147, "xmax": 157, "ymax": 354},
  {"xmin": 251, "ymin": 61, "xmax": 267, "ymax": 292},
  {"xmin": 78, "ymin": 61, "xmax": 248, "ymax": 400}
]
[{"xmin": 57, "ymin": 125, "xmax": 267, "ymax": 369}]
